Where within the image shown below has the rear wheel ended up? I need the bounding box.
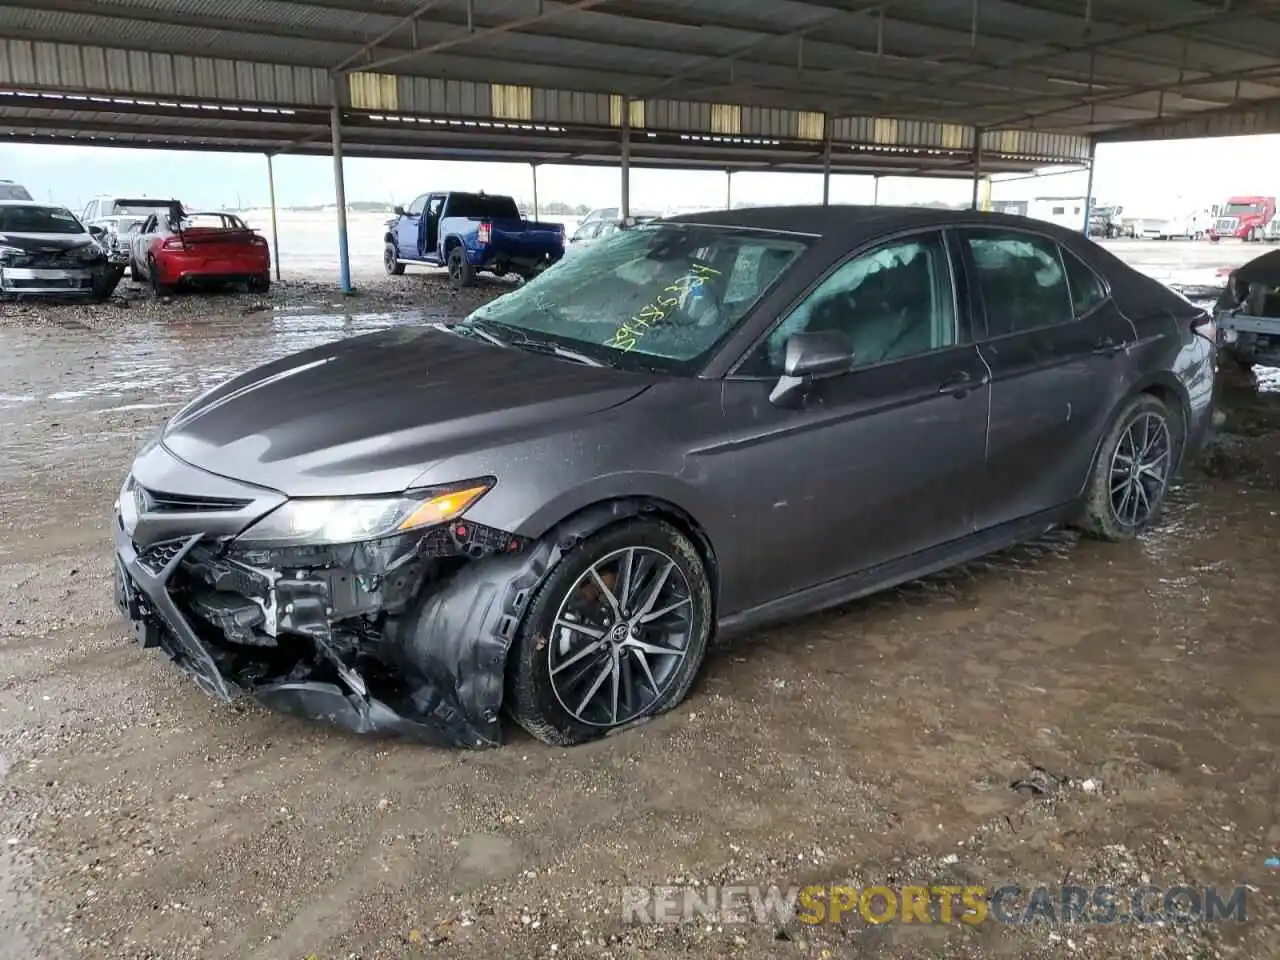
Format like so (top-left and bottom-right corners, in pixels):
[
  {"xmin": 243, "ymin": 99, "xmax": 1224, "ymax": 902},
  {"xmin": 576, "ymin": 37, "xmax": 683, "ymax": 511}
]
[
  {"xmin": 507, "ymin": 519, "xmax": 713, "ymax": 746},
  {"xmin": 447, "ymin": 246, "xmax": 474, "ymax": 289},
  {"xmin": 247, "ymin": 273, "xmax": 270, "ymax": 294},
  {"xmin": 148, "ymin": 256, "xmax": 173, "ymax": 296},
  {"xmin": 1075, "ymin": 394, "xmax": 1181, "ymax": 541},
  {"xmin": 383, "ymin": 242, "xmax": 404, "ymax": 276}
]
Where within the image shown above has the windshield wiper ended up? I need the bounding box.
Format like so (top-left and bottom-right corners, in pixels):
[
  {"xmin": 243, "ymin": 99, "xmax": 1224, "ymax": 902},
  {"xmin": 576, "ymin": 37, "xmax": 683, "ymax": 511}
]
[
  {"xmin": 431, "ymin": 319, "xmax": 507, "ymax": 347},
  {"xmin": 509, "ymin": 337, "xmax": 605, "ymax": 367}
]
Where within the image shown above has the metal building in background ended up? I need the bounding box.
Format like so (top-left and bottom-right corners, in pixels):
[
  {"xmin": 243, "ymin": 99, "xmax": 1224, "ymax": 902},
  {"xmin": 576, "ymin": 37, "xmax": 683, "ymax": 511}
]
[{"xmin": 1, "ymin": 0, "xmax": 1278, "ymax": 290}]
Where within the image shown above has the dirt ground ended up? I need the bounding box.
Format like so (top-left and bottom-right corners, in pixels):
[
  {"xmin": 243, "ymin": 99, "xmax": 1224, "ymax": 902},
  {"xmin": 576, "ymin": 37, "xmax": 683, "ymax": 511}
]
[{"xmin": 1, "ymin": 258, "xmax": 1278, "ymax": 960}]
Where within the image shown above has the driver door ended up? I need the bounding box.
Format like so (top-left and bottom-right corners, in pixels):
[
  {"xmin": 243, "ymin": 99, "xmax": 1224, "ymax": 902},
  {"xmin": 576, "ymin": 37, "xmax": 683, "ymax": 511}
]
[
  {"xmin": 423, "ymin": 196, "xmax": 444, "ymax": 258},
  {"xmin": 398, "ymin": 195, "xmax": 426, "ymax": 257},
  {"xmin": 711, "ymin": 230, "xmax": 991, "ymax": 610}
]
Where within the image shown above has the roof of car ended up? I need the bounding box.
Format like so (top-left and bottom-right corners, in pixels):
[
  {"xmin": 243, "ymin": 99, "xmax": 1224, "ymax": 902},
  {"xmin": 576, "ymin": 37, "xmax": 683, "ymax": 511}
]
[{"xmin": 661, "ymin": 205, "xmax": 1071, "ymax": 239}]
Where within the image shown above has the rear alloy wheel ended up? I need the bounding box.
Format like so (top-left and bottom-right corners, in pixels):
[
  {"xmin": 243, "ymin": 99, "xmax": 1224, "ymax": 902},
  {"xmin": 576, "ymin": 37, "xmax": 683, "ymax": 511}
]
[
  {"xmin": 384, "ymin": 242, "xmax": 404, "ymax": 276},
  {"xmin": 508, "ymin": 520, "xmax": 713, "ymax": 746},
  {"xmin": 247, "ymin": 273, "xmax": 271, "ymax": 294},
  {"xmin": 447, "ymin": 246, "xmax": 474, "ymax": 290},
  {"xmin": 1076, "ymin": 394, "xmax": 1180, "ymax": 541},
  {"xmin": 147, "ymin": 256, "xmax": 173, "ymax": 296}
]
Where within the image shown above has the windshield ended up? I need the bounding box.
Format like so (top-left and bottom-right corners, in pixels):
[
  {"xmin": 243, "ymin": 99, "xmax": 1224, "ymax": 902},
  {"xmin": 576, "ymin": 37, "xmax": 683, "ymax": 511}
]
[
  {"xmin": 0, "ymin": 184, "xmax": 32, "ymax": 201},
  {"xmin": 460, "ymin": 223, "xmax": 808, "ymax": 374},
  {"xmin": 180, "ymin": 213, "xmax": 247, "ymax": 230},
  {"xmin": 1225, "ymin": 202, "xmax": 1264, "ymax": 216},
  {"xmin": 447, "ymin": 194, "xmax": 520, "ymax": 220},
  {"xmin": 0, "ymin": 205, "xmax": 84, "ymax": 235}
]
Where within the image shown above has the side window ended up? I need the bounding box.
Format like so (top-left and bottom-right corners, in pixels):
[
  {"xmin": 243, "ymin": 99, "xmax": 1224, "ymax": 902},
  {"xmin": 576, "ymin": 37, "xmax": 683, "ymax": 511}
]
[
  {"xmin": 963, "ymin": 230, "xmax": 1073, "ymax": 336},
  {"xmin": 427, "ymin": 196, "xmax": 444, "ymax": 218},
  {"xmin": 1061, "ymin": 247, "xmax": 1107, "ymax": 316},
  {"xmin": 407, "ymin": 194, "xmax": 428, "ymax": 215},
  {"xmin": 83, "ymin": 201, "xmax": 97, "ymax": 221},
  {"xmin": 740, "ymin": 232, "xmax": 957, "ymax": 376}
]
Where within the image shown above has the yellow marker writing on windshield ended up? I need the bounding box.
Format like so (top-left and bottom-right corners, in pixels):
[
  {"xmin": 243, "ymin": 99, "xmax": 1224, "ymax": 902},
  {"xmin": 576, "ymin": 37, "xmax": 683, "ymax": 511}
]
[{"xmin": 604, "ymin": 262, "xmax": 722, "ymax": 351}]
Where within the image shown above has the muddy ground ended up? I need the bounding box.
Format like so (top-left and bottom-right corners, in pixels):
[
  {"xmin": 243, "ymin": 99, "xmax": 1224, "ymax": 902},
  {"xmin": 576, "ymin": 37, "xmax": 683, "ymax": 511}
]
[{"xmin": 1, "ymin": 258, "xmax": 1278, "ymax": 960}]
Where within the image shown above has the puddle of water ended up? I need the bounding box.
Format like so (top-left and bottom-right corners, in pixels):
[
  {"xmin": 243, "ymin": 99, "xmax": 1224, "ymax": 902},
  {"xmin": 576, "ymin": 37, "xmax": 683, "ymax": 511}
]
[{"xmin": 90, "ymin": 402, "xmax": 172, "ymax": 414}]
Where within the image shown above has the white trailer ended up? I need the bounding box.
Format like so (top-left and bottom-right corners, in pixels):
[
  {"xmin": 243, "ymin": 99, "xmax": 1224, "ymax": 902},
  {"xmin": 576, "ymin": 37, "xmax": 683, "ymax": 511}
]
[{"xmin": 1026, "ymin": 196, "xmax": 1087, "ymax": 230}]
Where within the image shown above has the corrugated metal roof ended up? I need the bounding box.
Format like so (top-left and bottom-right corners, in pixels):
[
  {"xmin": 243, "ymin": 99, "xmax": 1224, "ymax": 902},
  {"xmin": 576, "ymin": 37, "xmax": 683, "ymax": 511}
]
[{"xmin": 0, "ymin": 0, "xmax": 1277, "ymax": 164}]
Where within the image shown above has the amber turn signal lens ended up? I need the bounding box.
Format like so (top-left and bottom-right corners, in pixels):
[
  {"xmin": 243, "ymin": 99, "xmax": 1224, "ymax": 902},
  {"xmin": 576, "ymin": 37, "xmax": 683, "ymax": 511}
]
[{"xmin": 398, "ymin": 485, "xmax": 490, "ymax": 531}]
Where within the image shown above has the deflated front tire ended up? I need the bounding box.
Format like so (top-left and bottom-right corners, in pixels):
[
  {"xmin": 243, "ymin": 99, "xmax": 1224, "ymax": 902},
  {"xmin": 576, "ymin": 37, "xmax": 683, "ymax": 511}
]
[{"xmin": 506, "ymin": 519, "xmax": 713, "ymax": 746}]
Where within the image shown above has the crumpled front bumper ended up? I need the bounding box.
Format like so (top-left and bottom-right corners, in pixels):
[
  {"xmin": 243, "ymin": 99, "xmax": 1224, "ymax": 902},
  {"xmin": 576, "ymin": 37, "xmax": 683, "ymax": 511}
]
[
  {"xmin": 111, "ymin": 496, "xmax": 580, "ymax": 749},
  {"xmin": 0, "ymin": 264, "xmax": 111, "ymax": 296},
  {"xmin": 113, "ymin": 520, "xmax": 506, "ymax": 747}
]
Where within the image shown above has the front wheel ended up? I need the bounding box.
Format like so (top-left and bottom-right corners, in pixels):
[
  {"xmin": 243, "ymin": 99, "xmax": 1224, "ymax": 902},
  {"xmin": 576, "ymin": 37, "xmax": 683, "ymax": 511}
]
[
  {"xmin": 447, "ymin": 246, "xmax": 474, "ymax": 289},
  {"xmin": 507, "ymin": 519, "xmax": 713, "ymax": 746},
  {"xmin": 1074, "ymin": 394, "xmax": 1181, "ymax": 541},
  {"xmin": 383, "ymin": 242, "xmax": 404, "ymax": 276}
]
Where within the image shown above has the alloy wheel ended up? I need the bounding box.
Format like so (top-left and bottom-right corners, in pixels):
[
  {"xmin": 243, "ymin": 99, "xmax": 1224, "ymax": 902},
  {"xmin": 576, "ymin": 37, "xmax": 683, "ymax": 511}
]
[
  {"xmin": 384, "ymin": 247, "xmax": 396, "ymax": 274},
  {"xmin": 1109, "ymin": 411, "xmax": 1172, "ymax": 528},
  {"xmin": 547, "ymin": 547, "xmax": 695, "ymax": 728}
]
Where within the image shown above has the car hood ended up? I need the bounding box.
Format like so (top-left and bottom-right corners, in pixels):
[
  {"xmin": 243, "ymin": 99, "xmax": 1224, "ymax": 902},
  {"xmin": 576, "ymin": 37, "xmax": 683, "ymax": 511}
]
[
  {"xmin": 1229, "ymin": 249, "xmax": 1280, "ymax": 285},
  {"xmin": 0, "ymin": 232, "xmax": 97, "ymax": 254},
  {"xmin": 161, "ymin": 325, "xmax": 655, "ymax": 497}
]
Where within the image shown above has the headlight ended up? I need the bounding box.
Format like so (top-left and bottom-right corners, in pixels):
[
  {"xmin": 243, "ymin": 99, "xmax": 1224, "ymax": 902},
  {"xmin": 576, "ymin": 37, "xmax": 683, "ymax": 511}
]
[
  {"xmin": 235, "ymin": 480, "xmax": 493, "ymax": 547},
  {"xmin": 72, "ymin": 243, "xmax": 103, "ymax": 260},
  {"xmin": 0, "ymin": 244, "xmax": 22, "ymax": 260}
]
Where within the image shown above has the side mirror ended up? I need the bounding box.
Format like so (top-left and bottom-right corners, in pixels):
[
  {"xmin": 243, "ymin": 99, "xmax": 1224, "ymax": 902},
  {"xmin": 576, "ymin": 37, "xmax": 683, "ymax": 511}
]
[
  {"xmin": 393, "ymin": 205, "xmax": 406, "ymax": 217},
  {"xmin": 88, "ymin": 224, "xmax": 106, "ymax": 237},
  {"xmin": 769, "ymin": 330, "xmax": 854, "ymax": 406}
]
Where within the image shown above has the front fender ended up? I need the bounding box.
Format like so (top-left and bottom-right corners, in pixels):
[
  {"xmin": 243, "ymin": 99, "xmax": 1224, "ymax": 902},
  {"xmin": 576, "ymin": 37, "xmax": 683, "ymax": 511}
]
[{"xmin": 510, "ymin": 471, "xmax": 716, "ymax": 544}]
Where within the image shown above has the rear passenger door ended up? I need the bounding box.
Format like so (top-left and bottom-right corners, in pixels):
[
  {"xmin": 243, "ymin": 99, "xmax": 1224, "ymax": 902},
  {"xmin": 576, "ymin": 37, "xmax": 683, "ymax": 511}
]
[{"xmin": 958, "ymin": 227, "xmax": 1136, "ymax": 530}]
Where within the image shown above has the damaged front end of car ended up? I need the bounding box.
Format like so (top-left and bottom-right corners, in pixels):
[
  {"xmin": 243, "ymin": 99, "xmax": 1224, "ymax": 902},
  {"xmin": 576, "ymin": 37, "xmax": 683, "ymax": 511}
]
[
  {"xmin": 113, "ymin": 460, "xmax": 647, "ymax": 748},
  {"xmin": 1216, "ymin": 250, "xmax": 1280, "ymax": 370},
  {"xmin": 0, "ymin": 236, "xmax": 123, "ymax": 300}
]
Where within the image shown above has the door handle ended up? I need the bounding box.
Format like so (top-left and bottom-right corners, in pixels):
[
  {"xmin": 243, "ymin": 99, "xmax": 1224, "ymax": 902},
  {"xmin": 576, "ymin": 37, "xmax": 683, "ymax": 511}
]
[
  {"xmin": 1092, "ymin": 337, "xmax": 1124, "ymax": 357},
  {"xmin": 937, "ymin": 370, "xmax": 987, "ymax": 398}
]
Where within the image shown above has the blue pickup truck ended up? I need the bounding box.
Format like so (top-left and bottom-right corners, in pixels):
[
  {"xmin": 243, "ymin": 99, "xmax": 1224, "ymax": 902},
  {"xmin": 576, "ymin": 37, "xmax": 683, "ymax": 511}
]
[{"xmin": 383, "ymin": 191, "xmax": 565, "ymax": 288}]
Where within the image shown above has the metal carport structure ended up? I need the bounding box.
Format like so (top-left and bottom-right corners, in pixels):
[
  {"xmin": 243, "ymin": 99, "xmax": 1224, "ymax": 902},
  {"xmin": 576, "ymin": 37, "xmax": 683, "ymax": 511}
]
[{"xmin": 2, "ymin": 0, "xmax": 1280, "ymax": 291}]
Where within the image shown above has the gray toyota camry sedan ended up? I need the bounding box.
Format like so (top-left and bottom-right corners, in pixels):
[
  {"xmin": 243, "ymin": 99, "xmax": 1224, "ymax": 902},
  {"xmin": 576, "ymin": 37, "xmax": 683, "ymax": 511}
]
[{"xmin": 112, "ymin": 206, "xmax": 1217, "ymax": 748}]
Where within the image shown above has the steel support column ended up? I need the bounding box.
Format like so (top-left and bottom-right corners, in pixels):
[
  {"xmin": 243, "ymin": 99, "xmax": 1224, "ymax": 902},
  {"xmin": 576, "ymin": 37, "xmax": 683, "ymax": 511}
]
[
  {"xmin": 822, "ymin": 117, "xmax": 832, "ymax": 206},
  {"xmin": 1082, "ymin": 136, "xmax": 1097, "ymax": 235},
  {"xmin": 620, "ymin": 100, "xmax": 631, "ymax": 218},
  {"xmin": 971, "ymin": 127, "xmax": 983, "ymax": 211},
  {"xmin": 531, "ymin": 162, "xmax": 540, "ymax": 220},
  {"xmin": 265, "ymin": 153, "xmax": 282, "ymax": 282},
  {"xmin": 872, "ymin": 175, "xmax": 879, "ymax": 205},
  {"xmin": 726, "ymin": 170, "xmax": 733, "ymax": 210},
  {"xmin": 329, "ymin": 74, "xmax": 352, "ymax": 294}
]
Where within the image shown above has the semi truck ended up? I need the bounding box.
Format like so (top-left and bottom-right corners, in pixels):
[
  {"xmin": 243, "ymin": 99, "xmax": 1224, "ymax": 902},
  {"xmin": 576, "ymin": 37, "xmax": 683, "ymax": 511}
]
[{"xmin": 1208, "ymin": 195, "xmax": 1276, "ymax": 242}]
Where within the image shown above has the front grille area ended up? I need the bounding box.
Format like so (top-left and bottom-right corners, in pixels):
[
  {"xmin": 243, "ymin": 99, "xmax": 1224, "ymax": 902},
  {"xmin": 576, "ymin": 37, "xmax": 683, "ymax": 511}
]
[
  {"xmin": 138, "ymin": 486, "xmax": 252, "ymax": 513},
  {"xmin": 5, "ymin": 275, "xmax": 90, "ymax": 290},
  {"xmin": 137, "ymin": 539, "xmax": 187, "ymax": 574}
]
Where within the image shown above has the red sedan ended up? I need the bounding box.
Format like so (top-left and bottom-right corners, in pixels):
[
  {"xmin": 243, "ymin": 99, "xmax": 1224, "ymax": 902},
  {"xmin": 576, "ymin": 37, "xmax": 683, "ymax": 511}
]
[{"xmin": 129, "ymin": 210, "xmax": 271, "ymax": 294}]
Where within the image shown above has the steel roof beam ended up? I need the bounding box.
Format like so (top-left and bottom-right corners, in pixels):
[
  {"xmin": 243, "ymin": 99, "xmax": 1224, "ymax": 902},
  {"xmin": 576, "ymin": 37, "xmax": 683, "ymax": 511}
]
[{"xmin": 356, "ymin": 0, "xmax": 613, "ymax": 74}]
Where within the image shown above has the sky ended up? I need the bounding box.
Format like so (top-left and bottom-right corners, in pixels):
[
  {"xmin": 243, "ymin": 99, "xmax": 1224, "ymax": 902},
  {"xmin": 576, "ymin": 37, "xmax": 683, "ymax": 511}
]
[{"xmin": 2, "ymin": 133, "xmax": 1278, "ymax": 216}]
